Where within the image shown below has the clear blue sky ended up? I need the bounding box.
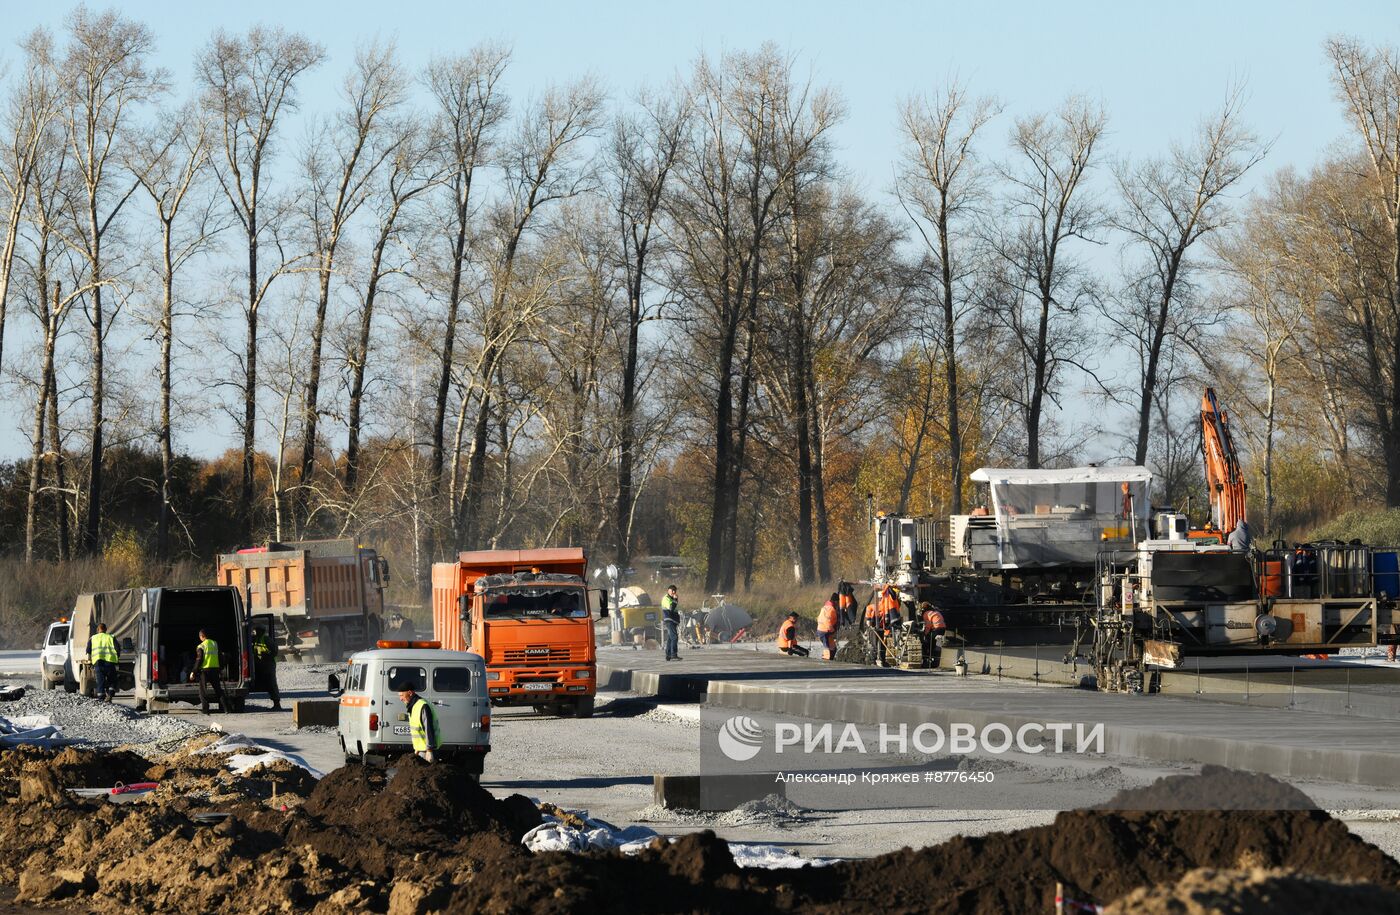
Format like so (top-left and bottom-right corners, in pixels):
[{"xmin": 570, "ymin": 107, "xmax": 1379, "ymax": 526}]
[{"xmin": 2, "ymin": 0, "xmax": 1396, "ymax": 461}]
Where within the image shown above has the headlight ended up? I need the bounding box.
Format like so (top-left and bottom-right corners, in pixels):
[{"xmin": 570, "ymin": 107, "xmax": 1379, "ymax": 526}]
[
  {"xmin": 487, "ymin": 670, "xmax": 500, "ymax": 681},
  {"xmin": 575, "ymin": 669, "xmax": 591, "ymax": 680}
]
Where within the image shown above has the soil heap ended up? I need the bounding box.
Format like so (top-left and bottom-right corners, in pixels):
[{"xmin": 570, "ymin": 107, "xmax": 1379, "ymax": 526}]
[{"xmin": 2, "ymin": 750, "xmax": 1399, "ymax": 914}]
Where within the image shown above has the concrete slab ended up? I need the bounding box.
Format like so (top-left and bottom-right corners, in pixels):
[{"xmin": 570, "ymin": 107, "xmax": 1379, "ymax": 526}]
[
  {"xmin": 653, "ymin": 773, "xmax": 785, "ymax": 811},
  {"xmin": 292, "ymin": 699, "xmax": 339, "ymax": 728},
  {"xmin": 599, "ymin": 646, "xmax": 1400, "ymax": 789}
]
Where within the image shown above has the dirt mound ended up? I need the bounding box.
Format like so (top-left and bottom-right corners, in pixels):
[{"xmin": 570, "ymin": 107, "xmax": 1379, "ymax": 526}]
[
  {"xmin": 800, "ymin": 769, "xmax": 1400, "ymax": 914},
  {"xmin": 1097, "ymin": 765, "xmax": 1318, "ymax": 810},
  {"xmin": 1104, "ymin": 867, "xmax": 1400, "ymax": 914},
  {"xmin": 3, "ymin": 753, "xmax": 1399, "ymax": 915},
  {"xmin": 303, "ymin": 756, "xmax": 540, "ymax": 843},
  {"xmin": 0, "ymin": 746, "xmax": 150, "ymax": 796}
]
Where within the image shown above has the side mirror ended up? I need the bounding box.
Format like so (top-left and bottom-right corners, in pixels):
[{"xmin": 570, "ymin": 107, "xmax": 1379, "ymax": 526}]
[
  {"xmin": 596, "ymin": 589, "xmax": 609, "ymax": 618},
  {"xmin": 379, "ymin": 559, "xmax": 391, "ymax": 582},
  {"xmin": 458, "ymin": 593, "xmax": 470, "ymax": 622},
  {"xmin": 327, "ymin": 673, "xmax": 342, "ymax": 697}
]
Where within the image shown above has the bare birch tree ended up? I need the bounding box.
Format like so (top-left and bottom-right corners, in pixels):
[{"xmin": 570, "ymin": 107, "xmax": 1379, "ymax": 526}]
[
  {"xmin": 896, "ymin": 82, "xmax": 999, "ymax": 511},
  {"xmin": 196, "ymin": 25, "xmax": 324, "ymax": 541}
]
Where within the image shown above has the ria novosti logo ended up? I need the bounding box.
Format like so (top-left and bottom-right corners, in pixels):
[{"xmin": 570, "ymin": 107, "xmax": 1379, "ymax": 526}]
[{"xmin": 717, "ymin": 715, "xmax": 765, "ymax": 762}]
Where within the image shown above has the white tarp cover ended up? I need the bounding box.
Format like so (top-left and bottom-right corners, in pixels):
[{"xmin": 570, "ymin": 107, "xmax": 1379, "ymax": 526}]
[
  {"xmin": 969, "ymin": 466, "xmax": 1153, "ymax": 485},
  {"xmin": 522, "ymin": 808, "xmax": 833, "ymax": 868}
]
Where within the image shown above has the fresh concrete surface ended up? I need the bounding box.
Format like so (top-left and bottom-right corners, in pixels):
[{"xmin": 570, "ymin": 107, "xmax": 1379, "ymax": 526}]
[{"xmin": 599, "ymin": 644, "xmax": 1400, "ymax": 789}]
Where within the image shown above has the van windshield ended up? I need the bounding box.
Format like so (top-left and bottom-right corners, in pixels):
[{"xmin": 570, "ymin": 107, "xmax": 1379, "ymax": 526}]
[{"xmin": 482, "ymin": 588, "xmax": 584, "ymax": 619}]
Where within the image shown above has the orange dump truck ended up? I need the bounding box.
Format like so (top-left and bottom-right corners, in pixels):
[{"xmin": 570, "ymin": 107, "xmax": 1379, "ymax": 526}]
[
  {"xmin": 217, "ymin": 539, "xmax": 389, "ymax": 661},
  {"xmin": 432, "ymin": 548, "xmax": 606, "ymax": 718}
]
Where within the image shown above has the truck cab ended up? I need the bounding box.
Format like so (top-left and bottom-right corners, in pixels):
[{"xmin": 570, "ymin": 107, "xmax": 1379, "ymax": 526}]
[
  {"xmin": 336, "ymin": 643, "xmax": 491, "ymax": 774},
  {"xmin": 432, "ymin": 548, "xmax": 605, "ymax": 718},
  {"xmin": 40, "ymin": 620, "xmax": 71, "ymax": 691}
]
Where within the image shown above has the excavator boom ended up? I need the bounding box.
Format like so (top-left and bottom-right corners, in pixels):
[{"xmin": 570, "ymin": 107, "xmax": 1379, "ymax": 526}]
[{"xmin": 1200, "ymin": 387, "xmax": 1247, "ymax": 533}]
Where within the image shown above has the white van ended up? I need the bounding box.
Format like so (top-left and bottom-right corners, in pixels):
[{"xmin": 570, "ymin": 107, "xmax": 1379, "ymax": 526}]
[{"xmin": 335, "ymin": 642, "xmax": 491, "ymax": 773}]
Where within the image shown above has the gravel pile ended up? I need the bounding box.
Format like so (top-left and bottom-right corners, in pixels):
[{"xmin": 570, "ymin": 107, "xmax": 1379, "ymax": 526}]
[
  {"xmin": 636, "ymin": 793, "xmax": 809, "ymax": 829},
  {"xmin": 0, "ymin": 689, "xmax": 208, "ymax": 753}
]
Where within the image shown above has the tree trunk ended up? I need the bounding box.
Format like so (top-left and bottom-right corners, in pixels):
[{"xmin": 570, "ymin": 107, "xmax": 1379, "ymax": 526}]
[
  {"xmin": 83, "ymin": 206, "xmax": 104, "ymax": 555},
  {"xmin": 24, "ymin": 312, "xmax": 54, "ymax": 563},
  {"xmin": 48, "ymin": 355, "xmax": 68, "ymax": 562},
  {"xmin": 703, "ymin": 326, "xmax": 737, "ymax": 593},
  {"xmin": 241, "ymin": 216, "xmax": 259, "ymax": 544},
  {"xmin": 810, "ymin": 368, "xmax": 832, "ymax": 581},
  {"xmin": 616, "ymin": 272, "xmax": 642, "ymax": 567},
  {"xmin": 344, "ymin": 241, "xmax": 387, "ymax": 495},
  {"xmin": 939, "ymin": 208, "xmax": 963, "ymax": 514},
  {"xmin": 431, "ymin": 216, "xmax": 470, "ymax": 496},
  {"xmin": 296, "ymin": 250, "xmax": 336, "ymax": 532},
  {"xmin": 792, "ymin": 328, "xmax": 815, "ymax": 585},
  {"xmin": 157, "ymin": 224, "xmax": 174, "ymax": 559},
  {"xmin": 1026, "ymin": 291, "xmax": 1051, "ymax": 469}
]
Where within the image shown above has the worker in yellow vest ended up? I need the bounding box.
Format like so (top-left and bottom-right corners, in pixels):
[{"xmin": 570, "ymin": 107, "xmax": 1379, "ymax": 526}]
[
  {"xmin": 88, "ymin": 623, "xmax": 119, "ymax": 702},
  {"xmin": 399, "ymin": 686, "xmax": 441, "ymax": 763},
  {"xmin": 817, "ymin": 594, "xmax": 840, "ymax": 660},
  {"xmin": 776, "ymin": 612, "xmax": 810, "ymax": 657},
  {"xmin": 190, "ymin": 629, "xmax": 226, "ymax": 714}
]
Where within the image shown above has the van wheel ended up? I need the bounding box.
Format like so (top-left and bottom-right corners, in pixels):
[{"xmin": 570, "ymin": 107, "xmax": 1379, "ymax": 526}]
[
  {"xmin": 63, "ymin": 679, "xmax": 77, "ymax": 694},
  {"xmin": 571, "ymin": 698, "xmax": 594, "ymax": 719}
]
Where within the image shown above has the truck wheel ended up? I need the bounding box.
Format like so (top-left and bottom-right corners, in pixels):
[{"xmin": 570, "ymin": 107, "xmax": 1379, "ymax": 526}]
[
  {"xmin": 320, "ymin": 625, "xmax": 342, "ymax": 663},
  {"xmin": 44, "ymin": 677, "xmax": 56, "ymax": 691},
  {"xmin": 572, "ymin": 697, "xmax": 595, "ymax": 719},
  {"xmin": 228, "ymin": 697, "xmax": 246, "ymax": 713}
]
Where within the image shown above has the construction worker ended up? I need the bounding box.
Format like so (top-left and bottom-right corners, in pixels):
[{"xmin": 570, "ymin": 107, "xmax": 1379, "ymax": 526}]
[
  {"xmin": 190, "ymin": 629, "xmax": 226, "ymax": 714},
  {"xmin": 252, "ymin": 627, "xmax": 282, "ymax": 711},
  {"xmin": 88, "ymin": 623, "xmax": 119, "ymax": 702},
  {"xmin": 920, "ymin": 601, "xmax": 947, "ymax": 668},
  {"xmin": 777, "ymin": 612, "xmax": 810, "ymax": 657},
  {"xmin": 837, "ymin": 581, "xmax": 857, "ymax": 627},
  {"xmin": 398, "ymin": 686, "xmax": 440, "ymax": 763},
  {"xmin": 661, "ymin": 584, "xmax": 681, "ymax": 661},
  {"xmin": 817, "ymin": 593, "xmax": 840, "ymax": 660},
  {"xmin": 1228, "ymin": 519, "xmax": 1251, "ymax": 552}
]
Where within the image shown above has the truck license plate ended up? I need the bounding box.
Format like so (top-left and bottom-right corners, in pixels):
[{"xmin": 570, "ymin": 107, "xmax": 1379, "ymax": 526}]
[
  {"xmin": 522, "ymin": 682, "xmax": 553, "ymax": 691},
  {"xmin": 392, "ymin": 725, "xmax": 410, "ymax": 735}
]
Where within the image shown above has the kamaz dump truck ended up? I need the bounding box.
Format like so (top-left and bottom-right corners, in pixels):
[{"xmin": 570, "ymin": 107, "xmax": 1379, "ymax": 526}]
[
  {"xmin": 217, "ymin": 539, "xmax": 388, "ymax": 661},
  {"xmin": 432, "ymin": 548, "xmax": 607, "ymax": 718}
]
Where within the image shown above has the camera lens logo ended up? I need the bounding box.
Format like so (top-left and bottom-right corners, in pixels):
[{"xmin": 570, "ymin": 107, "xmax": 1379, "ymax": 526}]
[{"xmin": 717, "ymin": 715, "xmax": 764, "ymax": 762}]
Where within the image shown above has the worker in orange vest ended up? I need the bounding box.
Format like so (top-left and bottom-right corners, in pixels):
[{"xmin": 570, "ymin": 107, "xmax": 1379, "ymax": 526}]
[
  {"xmin": 837, "ymin": 582, "xmax": 857, "ymax": 627},
  {"xmin": 817, "ymin": 593, "xmax": 840, "ymax": 660},
  {"xmin": 776, "ymin": 612, "xmax": 810, "ymax": 657},
  {"xmin": 920, "ymin": 601, "xmax": 947, "ymax": 668}
]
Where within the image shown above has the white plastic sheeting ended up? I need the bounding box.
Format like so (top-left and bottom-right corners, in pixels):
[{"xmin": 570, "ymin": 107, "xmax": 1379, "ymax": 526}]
[
  {"xmin": 197, "ymin": 732, "xmax": 325, "ymax": 779},
  {"xmin": 522, "ymin": 807, "xmax": 833, "ymax": 869}
]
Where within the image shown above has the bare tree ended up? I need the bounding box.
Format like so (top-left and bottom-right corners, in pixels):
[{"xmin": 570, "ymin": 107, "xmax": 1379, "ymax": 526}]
[
  {"xmin": 1327, "ymin": 37, "xmax": 1400, "ymax": 503},
  {"xmin": 896, "ymin": 82, "xmax": 999, "ymax": 511},
  {"xmin": 196, "ymin": 25, "xmax": 324, "ymax": 541},
  {"xmin": 608, "ymin": 87, "xmax": 688, "ymax": 565},
  {"xmin": 128, "ymin": 102, "xmax": 218, "ymax": 558},
  {"xmin": 58, "ymin": 7, "xmax": 167, "ymax": 553},
  {"xmin": 0, "ymin": 29, "xmax": 60, "ymax": 378},
  {"xmin": 421, "ymin": 45, "xmax": 510, "ymax": 509},
  {"xmin": 1108, "ymin": 87, "xmax": 1266, "ymax": 466},
  {"xmin": 991, "ymin": 97, "xmax": 1106, "ymax": 467},
  {"xmin": 295, "ymin": 40, "xmax": 407, "ymax": 529},
  {"xmin": 669, "ymin": 46, "xmax": 842, "ymax": 591},
  {"xmin": 344, "ymin": 118, "xmax": 441, "ymax": 494},
  {"xmin": 453, "ymin": 78, "xmax": 603, "ymax": 547}
]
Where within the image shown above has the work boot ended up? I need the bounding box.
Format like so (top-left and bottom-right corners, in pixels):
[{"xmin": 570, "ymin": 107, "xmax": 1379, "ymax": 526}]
[{"xmin": 272, "ymin": 703, "xmax": 283, "ymax": 711}]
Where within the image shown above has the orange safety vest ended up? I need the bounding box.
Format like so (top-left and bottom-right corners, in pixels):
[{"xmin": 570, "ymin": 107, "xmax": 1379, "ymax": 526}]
[
  {"xmin": 818, "ymin": 601, "xmax": 839, "ymax": 633},
  {"xmin": 839, "ymin": 593, "xmax": 855, "ymax": 614},
  {"xmin": 864, "ymin": 602, "xmax": 877, "ymax": 624},
  {"xmin": 877, "ymin": 588, "xmax": 899, "ymax": 628},
  {"xmin": 777, "ymin": 619, "xmax": 797, "ymax": 649},
  {"xmin": 922, "ymin": 608, "xmax": 947, "ymax": 632}
]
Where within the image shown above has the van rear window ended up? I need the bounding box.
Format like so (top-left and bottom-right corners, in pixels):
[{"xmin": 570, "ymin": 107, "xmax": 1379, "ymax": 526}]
[
  {"xmin": 432, "ymin": 666, "xmax": 472, "ymax": 692},
  {"xmin": 48, "ymin": 626, "xmax": 69, "ymax": 646},
  {"xmin": 387, "ymin": 666, "xmax": 426, "ymax": 691}
]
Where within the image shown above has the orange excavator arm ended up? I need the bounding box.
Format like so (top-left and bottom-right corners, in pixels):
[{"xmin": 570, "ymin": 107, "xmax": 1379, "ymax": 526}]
[{"xmin": 1201, "ymin": 387, "xmax": 1247, "ymax": 533}]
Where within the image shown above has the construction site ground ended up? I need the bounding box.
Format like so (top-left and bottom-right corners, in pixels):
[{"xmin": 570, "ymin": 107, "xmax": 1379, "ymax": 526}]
[{"xmin": 6, "ymin": 643, "xmax": 1400, "ymax": 911}]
